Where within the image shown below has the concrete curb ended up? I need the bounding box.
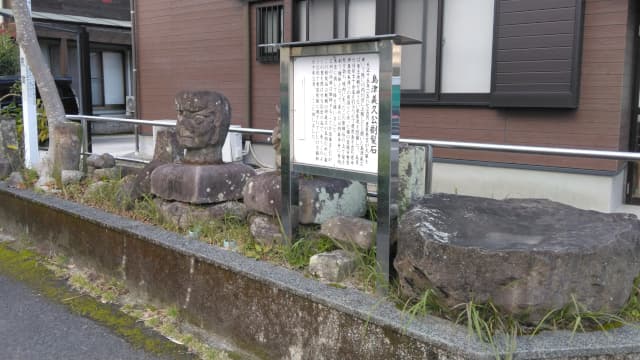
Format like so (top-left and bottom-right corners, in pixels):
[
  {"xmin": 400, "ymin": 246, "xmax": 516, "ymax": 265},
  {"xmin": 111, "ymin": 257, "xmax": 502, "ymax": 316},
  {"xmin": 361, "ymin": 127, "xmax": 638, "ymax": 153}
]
[{"xmin": 0, "ymin": 183, "xmax": 639, "ymax": 359}]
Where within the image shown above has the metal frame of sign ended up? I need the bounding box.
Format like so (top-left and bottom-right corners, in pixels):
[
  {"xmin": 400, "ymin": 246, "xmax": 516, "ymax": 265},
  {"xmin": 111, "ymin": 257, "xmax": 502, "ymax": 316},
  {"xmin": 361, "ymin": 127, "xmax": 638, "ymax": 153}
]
[{"xmin": 279, "ymin": 35, "xmax": 416, "ymax": 288}]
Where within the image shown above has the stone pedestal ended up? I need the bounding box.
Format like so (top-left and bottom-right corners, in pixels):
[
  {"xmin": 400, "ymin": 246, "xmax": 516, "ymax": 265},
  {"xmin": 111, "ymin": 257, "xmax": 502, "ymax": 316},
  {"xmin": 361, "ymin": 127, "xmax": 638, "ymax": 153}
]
[
  {"xmin": 394, "ymin": 194, "xmax": 640, "ymax": 322},
  {"xmin": 150, "ymin": 163, "xmax": 256, "ymax": 204}
]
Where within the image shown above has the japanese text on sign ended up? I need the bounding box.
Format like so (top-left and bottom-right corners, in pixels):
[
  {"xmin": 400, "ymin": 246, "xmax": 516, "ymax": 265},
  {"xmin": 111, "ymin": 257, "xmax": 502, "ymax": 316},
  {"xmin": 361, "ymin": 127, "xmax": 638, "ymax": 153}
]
[{"xmin": 292, "ymin": 53, "xmax": 380, "ymax": 174}]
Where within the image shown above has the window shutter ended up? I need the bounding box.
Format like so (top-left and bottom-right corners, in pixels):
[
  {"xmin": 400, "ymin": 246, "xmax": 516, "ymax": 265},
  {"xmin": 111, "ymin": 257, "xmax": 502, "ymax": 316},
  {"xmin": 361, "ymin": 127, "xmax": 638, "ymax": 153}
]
[{"xmin": 489, "ymin": 0, "xmax": 584, "ymax": 108}]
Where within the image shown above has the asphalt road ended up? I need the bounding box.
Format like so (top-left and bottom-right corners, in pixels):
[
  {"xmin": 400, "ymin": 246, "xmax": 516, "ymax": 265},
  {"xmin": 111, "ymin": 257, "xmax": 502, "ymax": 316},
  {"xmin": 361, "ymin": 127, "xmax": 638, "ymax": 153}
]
[{"xmin": 0, "ymin": 274, "xmax": 165, "ymax": 360}]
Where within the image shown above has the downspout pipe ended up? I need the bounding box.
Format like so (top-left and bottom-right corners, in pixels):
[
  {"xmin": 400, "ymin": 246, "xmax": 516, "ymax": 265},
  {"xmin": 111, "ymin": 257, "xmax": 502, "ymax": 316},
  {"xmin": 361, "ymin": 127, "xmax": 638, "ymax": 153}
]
[
  {"xmin": 245, "ymin": 2, "xmax": 252, "ymax": 129},
  {"xmin": 130, "ymin": 0, "xmax": 138, "ymax": 120}
]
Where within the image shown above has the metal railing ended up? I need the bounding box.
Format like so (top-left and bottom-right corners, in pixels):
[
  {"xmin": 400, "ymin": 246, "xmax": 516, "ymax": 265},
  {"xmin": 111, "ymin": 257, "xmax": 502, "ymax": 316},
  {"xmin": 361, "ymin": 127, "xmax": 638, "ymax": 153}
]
[
  {"xmin": 401, "ymin": 138, "xmax": 640, "ymax": 195},
  {"xmin": 67, "ymin": 115, "xmax": 640, "ymax": 195},
  {"xmin": 65, "ymin": 114, "xmax": 274, "ymax": 165}
]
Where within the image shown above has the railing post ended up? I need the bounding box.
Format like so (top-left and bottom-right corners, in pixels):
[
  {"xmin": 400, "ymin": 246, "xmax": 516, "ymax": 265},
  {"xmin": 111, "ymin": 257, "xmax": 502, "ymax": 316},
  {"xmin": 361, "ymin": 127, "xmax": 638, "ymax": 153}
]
[
  {"xmin": 134, "ymin": 124, "xmax": 140, "ymax": 154},
  {"xmin": 81, "ymin": 117, "xmax": 89, "ymax": 173},
  {"xmin": 425, "ymin": 145, "xmax": 433, "ymax": 194}
]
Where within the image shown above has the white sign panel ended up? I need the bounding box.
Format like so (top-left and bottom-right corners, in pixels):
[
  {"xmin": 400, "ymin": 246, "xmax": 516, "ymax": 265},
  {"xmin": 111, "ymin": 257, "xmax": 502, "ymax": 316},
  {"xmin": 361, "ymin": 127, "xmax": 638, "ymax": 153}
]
[{"xmin": 292, "ymin": 53, "xmax": 380, "ymax": 174}]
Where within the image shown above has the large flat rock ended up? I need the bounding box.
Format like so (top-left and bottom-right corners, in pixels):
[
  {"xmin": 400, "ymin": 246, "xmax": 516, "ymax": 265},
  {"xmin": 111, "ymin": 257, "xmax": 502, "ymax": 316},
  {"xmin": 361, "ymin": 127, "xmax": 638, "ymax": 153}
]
[
  {"xmin": 394, "ymin": 194, "xmax": 640, "ymax": 322},
  {"xmin": 150, "ymin": 163, "xmax": 255, "ymax": 204}
]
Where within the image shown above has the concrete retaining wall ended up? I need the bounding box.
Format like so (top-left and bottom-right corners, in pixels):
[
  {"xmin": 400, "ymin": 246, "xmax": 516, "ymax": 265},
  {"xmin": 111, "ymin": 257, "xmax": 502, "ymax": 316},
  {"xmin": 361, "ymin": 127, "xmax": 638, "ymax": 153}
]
[{"xmin": 1, "ymin": 183, "xmax": 638, "ymax": 360}]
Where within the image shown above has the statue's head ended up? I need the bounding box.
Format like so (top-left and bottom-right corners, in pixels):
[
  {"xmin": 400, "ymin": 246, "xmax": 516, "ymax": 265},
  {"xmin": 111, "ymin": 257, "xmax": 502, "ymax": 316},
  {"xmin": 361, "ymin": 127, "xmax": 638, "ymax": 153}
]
[{"xmin": 175, "ymin": 91, "xmax": 231, "ymax": 150}]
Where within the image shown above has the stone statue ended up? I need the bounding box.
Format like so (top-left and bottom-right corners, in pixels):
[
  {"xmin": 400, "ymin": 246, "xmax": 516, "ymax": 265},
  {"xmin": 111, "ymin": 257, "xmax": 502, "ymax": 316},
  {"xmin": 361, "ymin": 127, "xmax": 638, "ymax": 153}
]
[
  {"xmin": 150, "ymin": 90, "xmax": 256, "ymax": 205},
  {"xmin": 175, "ymin": 90, "xmax": 231, "ymax": 164}
]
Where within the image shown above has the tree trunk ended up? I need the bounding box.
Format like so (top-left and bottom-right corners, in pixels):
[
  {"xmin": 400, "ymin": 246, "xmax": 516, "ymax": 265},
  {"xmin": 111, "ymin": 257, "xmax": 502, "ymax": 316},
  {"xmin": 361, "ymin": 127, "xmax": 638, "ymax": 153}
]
[{"xmin": 11, "ymin": 0, "xmax": 66, "ymax": 176}]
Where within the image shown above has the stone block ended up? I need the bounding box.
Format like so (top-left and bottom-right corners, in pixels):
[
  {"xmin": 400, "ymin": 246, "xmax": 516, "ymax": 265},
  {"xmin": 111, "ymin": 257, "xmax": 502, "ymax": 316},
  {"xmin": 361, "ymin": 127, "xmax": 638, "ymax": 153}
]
[
  {"xmin": 320, "ymin": 216, "xmax": 375, "ymax": 250},
  {"xmin": 398, "ymin": 144, "xmax": 426, "ymax": 213},
  {"xmin": 61, "ymin": 170, "xmax": 84, "ymax": 185},
  {"xmin": 150, "ymin": 163, "xmax": 256, "ymax": 204},
  {"xmin": 243, "ymin": 171, "xmax": 281, "ymax": 216},
  {"xmin": 52, "ymin": 121, "xmax": 81, "ymax": 171},
  {"xmin": 92, "ymin": 167, "xmax": 121, "ymax": 181},
  {"xmin": 153, "ymin": 128, "xmax": 184, "ymax": 163},
  {"xmin": 298, "ymin": 177, "xmax": 367, "ymax": 224},
  {"xmin": 86, "ymin": 153, "xmax": 116, "ymax": 169},
  {"xmin": 0, "ymin": 159, "xmax": 10, "ymax": 179},
  {"xmin": 309, "ymin": 250, "xmax": 357, "ymax": 282},
  {"xmin": 249, "ymin": 215, "xmax": 283, "ymax": 247},
  {"xmin": 0, "ymin": 115, "xmax": 22, "ymax": 172},
  {"xmin": 156, "ymin": 200, "xmax": 247, "ymax": 229},
  {"xmin": 6, "ymin": 171, "xmax": 25, "ymax": 189},
  {"xmin": 243, "ymin": 173, "xmax": 367, "ymax": 225}
]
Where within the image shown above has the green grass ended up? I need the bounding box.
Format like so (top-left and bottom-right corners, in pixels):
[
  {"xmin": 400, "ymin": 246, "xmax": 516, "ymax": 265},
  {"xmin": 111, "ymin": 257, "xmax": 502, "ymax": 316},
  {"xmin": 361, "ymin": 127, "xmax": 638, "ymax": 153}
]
[
  {"xmin": 282, "ymin": 227, "xmax": 336, "ymax": 269},
  {"xmin": 532, "ymin": 295, "xmax": 627, "ymax": 337},
  {"xmin": 20, "ymin": 168, "xmax": 39, "ymax": 187},
  {"xmin": 197, "ymin": 213, "xmax": 252, "ymax": 248},
  {"xmin": 82, "ymin": 179, "xmax": 128, "ymax": 213},
  {"xmin": 620, "ymin": 275, "xmax": 640, "ymax": 322},
  {"xmin": 401, "ymin": 289, "xmax": 446, "ymax": 327}
]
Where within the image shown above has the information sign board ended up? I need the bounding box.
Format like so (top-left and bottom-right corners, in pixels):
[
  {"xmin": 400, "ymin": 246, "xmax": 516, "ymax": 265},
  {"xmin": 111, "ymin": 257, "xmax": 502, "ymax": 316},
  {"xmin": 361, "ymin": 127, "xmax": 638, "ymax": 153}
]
[
  {"xmin": 279, "ymin": 35, "xmax": 418, "ymax": 291},
  {"xmin": 292, "ymin": 53, "xmax": 380, "ymax": 175}
]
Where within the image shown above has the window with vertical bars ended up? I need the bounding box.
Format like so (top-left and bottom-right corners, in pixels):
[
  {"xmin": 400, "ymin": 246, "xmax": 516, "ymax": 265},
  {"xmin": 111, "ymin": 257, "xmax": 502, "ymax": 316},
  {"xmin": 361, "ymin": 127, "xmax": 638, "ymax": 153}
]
[{"xmin": 257, "ymin": 4, "xmax": 284, "ymax": 63}]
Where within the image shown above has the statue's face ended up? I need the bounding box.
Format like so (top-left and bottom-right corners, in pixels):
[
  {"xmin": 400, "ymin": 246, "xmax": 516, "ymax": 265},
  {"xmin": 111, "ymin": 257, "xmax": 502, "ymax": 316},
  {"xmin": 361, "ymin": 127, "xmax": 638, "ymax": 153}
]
[{"xmin": 175, "ymin": 91, "xmax": 229, "ymax": 149}]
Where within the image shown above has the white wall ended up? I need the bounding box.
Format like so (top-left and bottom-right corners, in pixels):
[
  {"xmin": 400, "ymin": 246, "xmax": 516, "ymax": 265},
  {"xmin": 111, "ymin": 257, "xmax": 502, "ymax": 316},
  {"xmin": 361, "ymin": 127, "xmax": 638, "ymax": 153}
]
[{"xmin": 431, "ymin": 162, "xmax": 627, "ymax": 213}]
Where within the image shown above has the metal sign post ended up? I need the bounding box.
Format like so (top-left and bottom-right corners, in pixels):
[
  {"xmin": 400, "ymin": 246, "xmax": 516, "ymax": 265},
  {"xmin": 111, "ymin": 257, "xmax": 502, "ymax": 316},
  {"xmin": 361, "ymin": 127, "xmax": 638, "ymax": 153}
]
[
  {"xmin": 20, "ymin": 0, "xmax": 39, "ymax": 169},
  {"xmin": 279, "ymin": 35, "xmax": 417, "ymax": 290}
]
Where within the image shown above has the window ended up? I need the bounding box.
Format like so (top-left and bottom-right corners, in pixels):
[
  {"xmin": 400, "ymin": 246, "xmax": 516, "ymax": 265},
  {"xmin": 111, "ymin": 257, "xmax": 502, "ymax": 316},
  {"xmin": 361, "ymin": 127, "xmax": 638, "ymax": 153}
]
[
  {"xmin": 396, "ymin": 0, "xmax": 495, "ymax": 104},
  {"xmin": 295, "ymin": 0, "xmax": 376, "ymax": 41},
  {"xmin": 90, "ymin": 50, "xmax": 125, "ymax": 108},
  {"xmin": 257, "ymin": 4, "xmax": 284, "ymax": 63},
  {"xmin": 293, "ymin": 0, "xmax": 584, "ymax": 108}
]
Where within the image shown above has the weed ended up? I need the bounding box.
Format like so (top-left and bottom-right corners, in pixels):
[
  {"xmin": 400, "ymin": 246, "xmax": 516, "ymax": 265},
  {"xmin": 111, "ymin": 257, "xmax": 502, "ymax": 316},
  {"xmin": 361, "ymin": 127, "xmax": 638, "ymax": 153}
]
[
  {"xmin": 67, "ymin": 270, "xmax": 126, "ymax": 304},
  {"xmin": 20, "ymin": 167, "xmax": 38, "ymax": 187},
  {"xmin": 274, "ymin": 210, "xmax": 289, "ymax": 245},
  {"xmin": 283, "ymin": 228, "xmax": 336, "ymax": 269},
  {"xmin": 198, "ymin": 214, "xmax": 252, "ymax": 249},
  {"xmin": 620, "ymin": 275, "xmax": 640, "ymax": 322},
  {"xmin": 83, "ymin": 179, "xmax": 126, "ymax": 213},
  {"xmin": 352, "ymin": 246, "xmax": 383, "ymax": 293},
  {"xmin": 131, "ymin": 195, "xmax": 168, "ymax": 227},
  {"xmin": 61, "ymin": 182, "xmax": 86, "ymax": 202},
  {"xmin": 167, "ymin": 305, "xmax": 180, "ymax": 320},
  {"xmin": 401, "ymin": 289, "xmax": 446, "ymax": 329},
  {"xmin": 532, "ymin": 295, "xmax": 627, "ymax": 337},
  {"xmin": 365, "ymin": 201, "xmax": 378, "ymax": 222},
  {"xmin": 454, "ymin": 300, "xmax": 519, "ymax": 360}
]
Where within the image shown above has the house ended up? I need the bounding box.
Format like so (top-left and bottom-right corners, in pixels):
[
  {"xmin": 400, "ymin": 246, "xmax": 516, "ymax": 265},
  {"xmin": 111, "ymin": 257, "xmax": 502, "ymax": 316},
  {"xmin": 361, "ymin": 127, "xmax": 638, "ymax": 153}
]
[
  {"xmin": 0, "ymin": 0, "xmax": 133, "ymax": 119},
  {"xmin": 132, "ymin": 0, "xmax": 639, "ymax": 213}
]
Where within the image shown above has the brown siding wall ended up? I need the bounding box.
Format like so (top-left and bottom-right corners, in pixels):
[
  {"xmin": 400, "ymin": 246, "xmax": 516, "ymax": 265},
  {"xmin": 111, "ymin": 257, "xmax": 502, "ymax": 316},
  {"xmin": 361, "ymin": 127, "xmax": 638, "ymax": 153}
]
[
  {"xmin": 136, "ymin": 0, "xmax": 248, "ymax": 126},
  {"xmin": 250, "ymin": 0, "xmax": 292, "ymax": 137},
  {"xmin": 136, "ymin": 0, "xmax": 634, "ymax": 172},
  {"xmin": 402, "ymin": 0, "xmax": 633, "ymax": 172}
]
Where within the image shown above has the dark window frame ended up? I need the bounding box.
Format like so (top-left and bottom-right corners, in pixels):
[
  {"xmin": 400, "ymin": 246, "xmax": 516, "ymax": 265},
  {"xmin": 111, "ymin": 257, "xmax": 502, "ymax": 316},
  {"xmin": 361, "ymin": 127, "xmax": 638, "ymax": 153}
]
[
  {"xmin": 89, "ymin": 50, "xmax": 105, "ymax": 107},
  {"xmin": 90, "ymin": 48, "xmax": 128, "ymax": 109},
  {"xmin": 294, "ymin": 0, "xmax": 378, "ymax": 41},
  {"xmin": 388, "ymin": 0, "xmax": 493, "ymax": 106},
  {"xmin": 295, "ymin": 0, "xmax": 584, "ymax": 108},
  {"xmin": 256, "ymin": 3, "xmax": 284, "ymax": 64}
]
